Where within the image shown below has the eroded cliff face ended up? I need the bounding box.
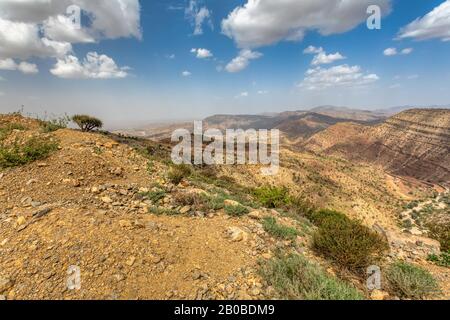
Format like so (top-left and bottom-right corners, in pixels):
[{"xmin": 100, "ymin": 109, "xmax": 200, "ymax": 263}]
[{"xmin": 303, "ymin": 109, "xmax": 450, "ymax": 184}]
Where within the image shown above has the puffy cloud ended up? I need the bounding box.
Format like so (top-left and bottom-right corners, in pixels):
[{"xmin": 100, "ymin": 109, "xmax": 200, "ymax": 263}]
[
  {"xmin": 50, "ymin": 52, "xmax": 129, "ymax": 79},
  {"xmin": 191, "ymin": 48, "xmax": 213, "ymax": 59},
  {"xmin": 383, "ymin": 47, "xmax": 413, "ymax": 56},
  {"xmin": 225, "ymin": 49, "xmax": 262, "ymax": 73},
  {"xmin": 0, "ymin": 0, "xmax": 141, "ymax": 40},
  {"xmin": 304, "ymin": 46, "xmax": 345, "ymax": 65},
  {"xmin": 181, "ymin": 71, "xmax": 192, "ymax": 77},
  {"xmin": 383, "ymin": 48, "xmax": 397, "ymax": 56},
  {"xmin": 222, "ymin": 0, "xmax": 392, "ymax": 48},
  {"xmin": 43, "ymin": 15, "xmax": 94, "ymax": 43},
  {"xmin": 0, "ymin": 58, "xmax": 38, "ymax": 74},
  {"xmin": 303, "ymin": 46, "xmax": 323, "ymax": 54},
  {"xmin": 398, "ymin": 0, "xmax": 450, "ymax": 41},
  {"xmin": 298, "ymin": 64, "xmax": 379, "ymax": 90},
  {"xmin": 0, "ymin": 18, "xmax": 71, "ymax": 59},
  {"xmin": 185, "ymin": 0, "xmax": 212, "ymax": 36},
  {"xmin": 0, "ymin": 0, "xmax": 140, "ymax": 61}
]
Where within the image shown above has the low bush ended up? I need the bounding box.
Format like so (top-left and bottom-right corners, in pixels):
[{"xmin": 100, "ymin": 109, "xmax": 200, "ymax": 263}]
[
  {"xmin": 167, "ymin": 164, "xmax": 192, "ymax": 184},
  {"xmin": 140, "ymin": 189, "xmax": 166, "ymax": 203},
  {"xmin": 311, "ymin": 209, "xmax": 388, "ymax": 274},
  {"xmin": 148, "ymin": 206, "xmax": 179, "ymax": 216},
  {"xmin": 262, "ymin": 217, "xmax": 299, "ymax": 240},
  {"xmin": 39, "ymin": 115, "xmax": 70, "ymax": 133},
  {"xmin": 259, "ymin": 253, "xmax": 363, "ymax": 300},
  {"xmin": 224, "ymin": 204, "xmax": 249, "ymax": 217},
  {"xmin": 427, "ymin": 221, "xmax": 450, "ymax": 252},
  {"xmin": 427, "ymin": 251, "xmax": 450, "ymax": 268},
  {"xmin": 254, "ymin": 186, "xmax": 290, "ymax": 208},
  {"xmin": 0, "ymin": 137, "xmax": 58, "ymax": 168},
  {"xmin": 386, "ymin": 261, "xmax": 439, "ymax": 299}
]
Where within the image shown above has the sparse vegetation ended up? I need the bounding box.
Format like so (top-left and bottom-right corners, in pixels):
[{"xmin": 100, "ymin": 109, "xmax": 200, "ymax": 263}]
[
  {"xmin": 310, "ymin": 209, "xmax": 388, "ymax": 274},
  {"xmin": 0, "ymin": 137, "xmax": 58, "ymax": 168},
  {"xmin": 224, "ymin": 204, "xmax": 249, "ymax": 217},
  {"xmin": 148, "ymin": 206, "xmax": 179, "ymax": 216},
  {"xmin": 427, "ymin": 251, "xmax": 450, "ymax": 268},
  {"xmin": 167, "ymin": 164, "xmax": 192, "ymax": 184},
  {"xmin": 259, "ymin": 253, "xmax": 364, "ymax": 300},
  {"xmin": 0, "ymin": 123, "xmax": 26, "ymax": 141},
  {"xmin": 72, "ymin": 114, "xmax": 103, "ymax": 132},
  {"xmin": 254, "ymin": 186, "xmax": 291, "ymax": 208},
  {"xmin": 386, "ymin": 261, "xmax": 439, "ymax": 299},
  {"xmin": 262, "ymin": 217, "xmax": 299, "ymax": 240},
  {"xmin": 140, "ymin": 189, "xmax": 166, "ymax": 204},
  {"xmin": 39, "ymin": 114, "xmax": 70, "ymax": 133},
  {"xmin": 427, "ymin": 221, "xmax": 450, "ymax": 252}
]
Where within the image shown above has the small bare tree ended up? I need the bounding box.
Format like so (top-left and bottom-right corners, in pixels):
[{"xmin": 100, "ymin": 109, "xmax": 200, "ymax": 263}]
[{"xmin": 72, "ymin": 115, "xmax": 103, "ymax": 132}]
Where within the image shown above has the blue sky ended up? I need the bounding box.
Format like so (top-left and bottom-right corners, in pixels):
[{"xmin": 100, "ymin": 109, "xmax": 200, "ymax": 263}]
[{"xmin": 0, "ymin": 0, "xmax": 450, "ymax": 127}]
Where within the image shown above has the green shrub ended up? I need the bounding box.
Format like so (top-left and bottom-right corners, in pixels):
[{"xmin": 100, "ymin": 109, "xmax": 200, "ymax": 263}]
[
  {"xmin": 386, "ymin": 262, "xmax": 439, "ymax": 299},
  {"xmin": 427, "ymin": 251, "xmax": 450, "ymax": 268},
  {"xmin": 148, "ymin": 206, "xmax": 179, "ymax": 216},
  {"xmin": 72, "ymin": 114, "xmax": 103, "ymax": 132},
  {"xmin": 259, "ymin": 253, "xmax": 364, "ymax": 300},
  {"xmin": 167, "ymin": 164, "xmax": 192, "ymax": 184},
  {"xmin": 0, "ymin": 137, "xmax": 58, "ymax": 168},
  {"xmin": 40, "ymin": 115, "xmax": 70, "ymax": 133},
  {"xmin": 254, "ymin": 186, "xmax": 290, "ymax": 208},
  {"xmin": 224, "ymin": 204, "xmax": 249, "ymax": 217},
  {"xmin": 311, "ymin": 210, "xmax": 388, "ymax": 274},
  {"xmin": 262, "ymin": 217, "xmax": 299, "ymax": 240},
  {"xmin": 427, "ymin": 222, "xmax": 450, "ymax": 252},
  {"xmin": 140, "ymin": 189, "xmax": 166, "ymax": 203}
]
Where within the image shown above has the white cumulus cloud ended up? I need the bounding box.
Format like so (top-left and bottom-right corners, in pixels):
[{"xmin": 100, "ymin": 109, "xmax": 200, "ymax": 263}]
[
  {"xmin": 222, "ymin": 0, "xmax": 392, "ymax": 48},
  {"xmin": 50, "ymin": 52, "xmax": 129, "ymax": 79},
  {"xmin": 0, "ymin": 58, "xmax": 38, "ymax": 74},
  {"xmin": 182, "ymin": 70, "xmax": 192, "ymax": 77},
  {"xmin": 304, "ymin": 46, "xmax": 345, "ymax": 65},
  {"xmin": 383, "ymin": 47, "xmax": 413, "ymax": 56},
  {"xmin": 298, "ymin": 64, "xmax": 379, "ymax": 90},
  {"xmin": 191, "ymin": 48, "xmax": 213, "ymax": 59},
  {"xmin": 225, "ymin": 49, "xmax": 262, "ymax": 73},
  {"xmin": 398, "ymin": 0, "xmax": 450, "ymax": 41}
]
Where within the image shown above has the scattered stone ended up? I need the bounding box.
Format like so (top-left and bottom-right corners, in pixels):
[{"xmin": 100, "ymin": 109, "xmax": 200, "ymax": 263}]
[
  {"xmin": 101, "ymin": 196, "xmax": 113, "ymax": 204},
  {"xmin": 224, "ymin": 199, "xmax": 240, "ymax": 207},
  {"xmin": 119, "ymin": 220, "xmax": 132, "ymax": 228},
  {"xmin": 180, "ymin": 206, "xmax": 191, "ymax": 214},
  {"xmin": 16, "ymin": 216, "xmax": 26, "ymax": 226},
  {"xmin": 0, "ymin": 276, "xmax": 14, "ymax": 294},
  {"xmin": 33, "ymin": 208, "xmax": 52, "ymax": 219},
  {"xmin": 370, "ymin": 289, "xmax": 389, "ymax": 301},
  {"xmin": 0, "ymin": 295, "xmax": 6, "ymax": 300},
  {"xmin": 126, "ymin": 256, "xmax": 136, "ymax": 267},
  {"xmin": 248, "ymin": 211, "xmax": 263, "ymax": 220},
  {"xmin": 226, "ymin": 227, "xmax": 248, "ymax": 242},
  {"xmin": 91, "ymin": 186, "xmax": 100, "ymax": 194},
  {"xmin": 26, "ymin": 179, "xmax": 38, "ymax": 186}
]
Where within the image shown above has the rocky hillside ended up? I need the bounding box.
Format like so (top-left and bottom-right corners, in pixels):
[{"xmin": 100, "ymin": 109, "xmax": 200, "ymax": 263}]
[
  {"xmin": 0, "ymin": 113, "xmax": 448, "ymax": 300},
  {"xmin": 303, "ymin": 109, "xmax": 450, "ymax": 185}
]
